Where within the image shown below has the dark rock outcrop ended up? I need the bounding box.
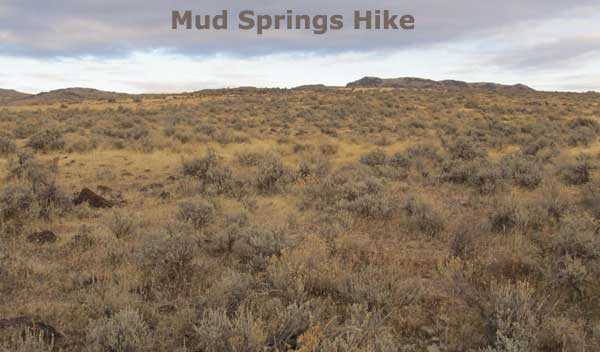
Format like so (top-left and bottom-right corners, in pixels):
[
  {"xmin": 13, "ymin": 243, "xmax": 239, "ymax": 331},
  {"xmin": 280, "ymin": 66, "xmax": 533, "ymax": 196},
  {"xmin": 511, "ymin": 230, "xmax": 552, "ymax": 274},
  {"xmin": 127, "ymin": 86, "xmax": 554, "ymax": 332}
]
[
  {"xmin": 73, "ymin": 188, "xmax": 113, "ymax": 208},
  {"xmin": 26, "ymin": 231, "xmax": 57, "ymax": 244}
]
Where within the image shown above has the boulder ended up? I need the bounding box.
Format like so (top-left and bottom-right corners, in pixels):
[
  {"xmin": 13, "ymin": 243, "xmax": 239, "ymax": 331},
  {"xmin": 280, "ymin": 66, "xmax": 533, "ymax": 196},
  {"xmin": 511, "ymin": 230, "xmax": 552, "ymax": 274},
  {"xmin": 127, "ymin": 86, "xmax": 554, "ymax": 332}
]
[
  {"xmin": 73, "ymin": 188, "xmax": 113, "ymax": 208},
  {"xmin": 26, "ymin": 230, "xmax": 57, "ymax": 244}
]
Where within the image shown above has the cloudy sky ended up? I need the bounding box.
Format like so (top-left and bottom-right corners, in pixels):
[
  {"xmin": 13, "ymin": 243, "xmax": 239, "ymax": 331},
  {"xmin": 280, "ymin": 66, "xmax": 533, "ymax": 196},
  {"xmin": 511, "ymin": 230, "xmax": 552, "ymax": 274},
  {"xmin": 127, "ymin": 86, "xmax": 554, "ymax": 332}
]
[{"xmin": 0, "ymin": 0, "xmax": 599, "ymax": 93}]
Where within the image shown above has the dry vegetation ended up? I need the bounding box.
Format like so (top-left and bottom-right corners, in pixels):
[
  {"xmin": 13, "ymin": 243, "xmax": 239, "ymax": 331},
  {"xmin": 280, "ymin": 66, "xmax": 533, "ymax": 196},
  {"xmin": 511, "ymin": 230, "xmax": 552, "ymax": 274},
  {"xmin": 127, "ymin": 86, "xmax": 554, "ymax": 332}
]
[{"xmin": 1, "ymin": 87, "xmax": 600, "ymax": 351}]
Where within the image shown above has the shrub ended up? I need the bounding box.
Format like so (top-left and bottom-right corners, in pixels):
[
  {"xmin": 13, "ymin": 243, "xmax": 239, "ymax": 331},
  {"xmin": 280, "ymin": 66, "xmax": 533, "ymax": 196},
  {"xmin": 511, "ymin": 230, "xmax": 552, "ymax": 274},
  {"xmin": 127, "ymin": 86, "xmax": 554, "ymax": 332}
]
[
  {"xmin": 566, "ymin": 118, "xmax": 599, "ymax": 146},
  {"xmin": 311, "ymin": 304, "xmax": 396, "ymax": 352},
  {"xmin": 581, "ymin": 180, "xmax": 600, "ymax": 218},
  {"xmin": 499, "ymin": 153, "xmax": 543, "ymax": 189},
  {"xmin": 108, "ymin": 210, "xmax": 137, "ymax": 239},
  {"xmin": 359, "ymin": 149, "xmax": 387, "ymax": 167},
  {"xmin": 87, "ymin": 307, "xmax": 150, "ymax": 352},
  {"xmin": 0, "ymin": 136, "xmax": 16, "ymax": 156},
  {"xmin": 135, "ymin": 233, "xmax": 198, "ymax": 296},
  {"xmin": 558, "ymin": 154, "xmax": 591, "ymax": 185},
  {"xmin": 484, "ymin": 281, "xmax": 538, "ymax": 351},
  {"xmin": 255, "ymin": 153, "xmax": 291, "ymax": 193},
  {"xmin": 447, "ymin": 137, "xmax": 484, "ymax": 161},
  {"xmin": 303, "ymin": 166, "xmax": 397, "ymax": 219},
  {"xmin": 402, "ymin": 195, "xmax": 445, "ymax": 237},
  {"xmin": 489, "ymin": 198, "xmax": 518, "ymax": 233},
  {"xmin": 27, "ymin": 129, "xmax": 65, "ymax": 152},
  {"xmin": 181, "ymin": 150, "xmax": 233, "ymax": 195},
  {"xmin": 193, "ymin": 307, "xmax": 266, "ymax": 352},
  {"xmin": 177, "ymin": 199, "xmax": 216, "ymax": 229}
]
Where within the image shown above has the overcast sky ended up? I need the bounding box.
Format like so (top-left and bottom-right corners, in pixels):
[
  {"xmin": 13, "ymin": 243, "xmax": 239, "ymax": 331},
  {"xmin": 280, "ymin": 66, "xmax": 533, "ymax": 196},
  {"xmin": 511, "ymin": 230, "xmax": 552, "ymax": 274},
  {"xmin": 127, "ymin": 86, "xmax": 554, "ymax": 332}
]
[{"xmin": 0, "ymin": 1, "xmax": 599, "ymax": 93}]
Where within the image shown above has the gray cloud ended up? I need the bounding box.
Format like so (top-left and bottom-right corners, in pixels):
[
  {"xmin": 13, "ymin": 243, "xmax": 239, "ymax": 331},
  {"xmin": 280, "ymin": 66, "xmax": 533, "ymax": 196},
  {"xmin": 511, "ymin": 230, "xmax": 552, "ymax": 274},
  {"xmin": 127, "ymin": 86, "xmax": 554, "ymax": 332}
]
[
  {"xmin": 491, "ymin": 34, "xmax": 600, "ymax": 70},
  {"xmin": 0, "ymin": 0, "xmax": 596, "ymax": 57}
]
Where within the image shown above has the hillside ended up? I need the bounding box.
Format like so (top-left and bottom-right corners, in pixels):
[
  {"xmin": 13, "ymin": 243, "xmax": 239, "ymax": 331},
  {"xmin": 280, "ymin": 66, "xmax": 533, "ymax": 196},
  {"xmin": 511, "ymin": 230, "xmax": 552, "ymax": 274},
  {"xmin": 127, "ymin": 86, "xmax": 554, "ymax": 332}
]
[
  {"xmin": 2, "ymin": 87, "xmax": 131, "ymax": 106},
  {"xmin": 346, "ymin": 76, "xmax": 535, "ymax": 93},
  {"xmin": 0, "ymin": 88, "xmax": 31, "ymax": 104}
]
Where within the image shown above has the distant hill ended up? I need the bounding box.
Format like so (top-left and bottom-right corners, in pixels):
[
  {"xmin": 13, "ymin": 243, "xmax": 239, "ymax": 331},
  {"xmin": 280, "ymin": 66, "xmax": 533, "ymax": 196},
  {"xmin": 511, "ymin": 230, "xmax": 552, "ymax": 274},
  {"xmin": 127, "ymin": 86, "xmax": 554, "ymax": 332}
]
[
  {"xmin": 346, "ymin": 77, "xmax": 535, "ymax": 93},
  {"xmin": 1, "ymin": 88, "xmax": 131, "ymax": 105},
  {"xmin": 0, "ymin": 89, "xmax": 31, "ymax": 104}
]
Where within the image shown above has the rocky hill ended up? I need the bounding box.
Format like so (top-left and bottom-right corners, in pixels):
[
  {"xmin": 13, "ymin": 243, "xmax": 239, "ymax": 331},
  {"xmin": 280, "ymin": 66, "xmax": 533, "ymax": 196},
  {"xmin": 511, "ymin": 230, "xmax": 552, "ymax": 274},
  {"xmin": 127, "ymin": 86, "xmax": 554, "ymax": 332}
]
[{"xmin": 346, "ymin": 76, "xmax": 535, "ymax": 93}]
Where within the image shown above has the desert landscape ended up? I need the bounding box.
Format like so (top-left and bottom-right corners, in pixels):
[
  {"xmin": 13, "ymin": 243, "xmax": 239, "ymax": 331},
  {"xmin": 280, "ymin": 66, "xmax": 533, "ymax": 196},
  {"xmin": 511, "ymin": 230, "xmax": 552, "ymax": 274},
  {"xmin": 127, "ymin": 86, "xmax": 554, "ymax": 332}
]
[{"xmin": 1, "ymin": 77, "xmax": 600, "ymax": 351}]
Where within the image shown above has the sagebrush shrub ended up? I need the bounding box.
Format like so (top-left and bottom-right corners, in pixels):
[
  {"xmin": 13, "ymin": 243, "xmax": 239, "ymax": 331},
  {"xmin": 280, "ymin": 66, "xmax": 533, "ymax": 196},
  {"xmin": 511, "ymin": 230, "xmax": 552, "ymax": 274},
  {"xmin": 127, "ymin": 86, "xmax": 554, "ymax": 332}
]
[
  {"xmin": 255, "ymin": 153, "xmax": 291, "ymax": 193},
  {"xmin": 27, "ymin": 129, "xmax": 65, "ymax": 152},
  {"xmin": 402, "ymin": 195, "xmax": 445, "ymax": 237},
  {"xmin": 177, "ymin": 199, "xmax": 216, "ymax": 229},
  {"xmin": 108, "ymin": 210, "xmax": 137, "ymax": 239},
  {"xmin": 87, "ymin": 307, "xmax": 150, "ymax": 352},
  {"xmin": 0, "ymin": 136, "xmax": 16, "ymax": 156},
  {"xmin": 181, "ymin": 150, "xmax": 233, "ymax": 195}
]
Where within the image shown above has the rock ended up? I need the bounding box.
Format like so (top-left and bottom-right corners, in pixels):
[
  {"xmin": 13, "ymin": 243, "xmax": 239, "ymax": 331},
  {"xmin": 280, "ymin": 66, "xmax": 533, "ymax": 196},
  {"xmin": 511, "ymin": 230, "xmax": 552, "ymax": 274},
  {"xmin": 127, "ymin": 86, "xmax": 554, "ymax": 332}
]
[
  {"xmin": 0, "ymin": 316, "xmax": 64, "ymax": 345},
  {"xmin": 73, "ymin": 188, "xmax": 113, "ymax": 208},
  {"xmin": 26, "ymin": 231, "xmax": 57, "ymax": 244}
]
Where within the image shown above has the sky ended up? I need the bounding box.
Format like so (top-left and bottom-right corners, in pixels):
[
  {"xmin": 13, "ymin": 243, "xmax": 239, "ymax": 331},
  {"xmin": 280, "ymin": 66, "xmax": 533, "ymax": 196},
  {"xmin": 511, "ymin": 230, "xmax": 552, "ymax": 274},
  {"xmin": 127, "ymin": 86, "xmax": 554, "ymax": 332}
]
[{"xmin": 0, "ymin": 1, "xmax": 599, "ymax": 93}]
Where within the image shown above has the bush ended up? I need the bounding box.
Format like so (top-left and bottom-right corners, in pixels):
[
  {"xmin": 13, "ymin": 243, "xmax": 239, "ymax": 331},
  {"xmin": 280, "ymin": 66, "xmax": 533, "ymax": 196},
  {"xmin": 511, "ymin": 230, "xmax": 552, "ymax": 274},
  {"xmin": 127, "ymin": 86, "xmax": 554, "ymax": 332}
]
[
  {"xmin": 359, "ymin": 150, "xmax": 387, "ymax": 167},
  {"xmin": 108, "ymin": 210, "xmax": 137, "ymax": 239},
  {"xmin": 181, "ymin": 150, "xmax": 233, "ymax": 195},
  {"xmin": 447, "ymin": 138, "xmax": 484, "ymax": 161},
  {"xmin": 302, "ymin": 166, "xmax": 397, "ymax": 219},
  {"xmin": 193, "ymin": 307, "xmax": 266, "ymax": 352},
  {"xmin": 0, "ymin": 136, "xmax": 16, "ymax": 156},
  {"xmin": 27, "ymin": 129, "xmax": 65, "ymax": 152},
  {"xmin": 499, "ymin": 153, "xmax": 543, "ymax": 189},
  {"xmin": 255, "ymin": 153, "xmax": 291, "ymax": 193},
  {"xmin": 566, "ymin": 118, "xmax": 599, "ymax": 146},
  {"xmin": 558, "ymin": 154, "xmax": 591, "ymax": 185},
  {"xmin": 177, "ymin": 199, "xmax": 216, "ymax": 229},
  {"xmin": 87, "ymin": 307, "xmax": 150, "ymax": 352},
  {"xmin": 135, "ymin": 233, "xmax": 199, "ymax": 296},
  {"xmin": 402, "ymin": 195, "xmax": 445, "ymax": 237}
]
